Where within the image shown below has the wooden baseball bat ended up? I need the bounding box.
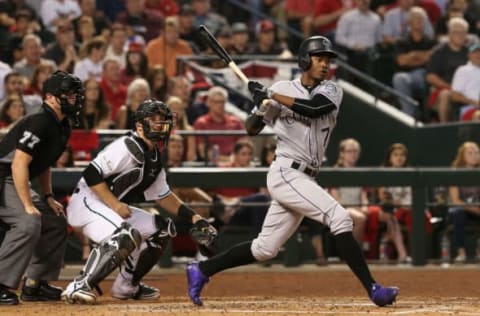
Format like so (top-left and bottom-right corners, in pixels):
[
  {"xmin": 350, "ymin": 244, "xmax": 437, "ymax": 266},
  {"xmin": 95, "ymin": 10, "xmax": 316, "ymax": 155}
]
[{"xmin": 198, "ymin": 25, "xmax": 249, "ymax": 84}]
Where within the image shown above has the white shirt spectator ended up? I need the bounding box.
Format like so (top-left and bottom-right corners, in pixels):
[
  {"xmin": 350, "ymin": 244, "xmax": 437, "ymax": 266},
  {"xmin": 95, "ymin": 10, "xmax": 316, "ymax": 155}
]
[
  {"xmin": 0, "ymin": 61, "xmax": 12, "ymax": 103},
  {"xmin": 382, "ymin": 7, "xmax": 434, "ymax": 41},
  {"xmin": 104, "ymin": 46, "xmax": 126, "ymax": 69},
  {"xmin": 73, "ymin": 58, "xmax": 104, "ymax": 82},
  {"xmin": 40, "ymin": 0, "xmax": 81, "ymax": 32},
  {"xmin": 335, "ymin": 8, "xmax": 382, "ymax": 49},
  {"xmin": 452, "ymin": 61, "xmax": 480, "ymax": 109}
]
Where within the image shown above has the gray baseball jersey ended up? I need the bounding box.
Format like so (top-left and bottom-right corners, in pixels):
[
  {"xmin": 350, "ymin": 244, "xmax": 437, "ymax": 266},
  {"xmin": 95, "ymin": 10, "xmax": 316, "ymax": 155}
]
[
  {"xmin": 250, "ymin": 78, "xmax": 352, "ymax": 261},
  {"xmin": 263, "ymin": 78, "xmax": 343, "ymax": 167}
]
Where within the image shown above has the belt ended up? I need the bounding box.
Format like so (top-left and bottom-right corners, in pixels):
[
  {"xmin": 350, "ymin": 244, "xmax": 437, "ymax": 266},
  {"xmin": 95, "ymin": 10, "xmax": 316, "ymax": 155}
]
[
  {"xmin": 273, "ymin": 155, "xmax": 319, "ymax": 177},
  {"xmin": 291, "ymin": 161, "xmax": 319, "ymax": 177}
]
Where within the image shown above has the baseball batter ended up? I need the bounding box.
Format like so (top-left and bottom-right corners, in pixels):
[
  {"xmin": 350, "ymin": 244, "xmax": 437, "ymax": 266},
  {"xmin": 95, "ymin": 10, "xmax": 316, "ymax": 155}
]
[
  {"xmin": 61, "ymin": 100, "xmax": 217, "ymax": 304},
  {"xmin": 186, "ymin": 36, "xmax": 399, "ymax": 307}
]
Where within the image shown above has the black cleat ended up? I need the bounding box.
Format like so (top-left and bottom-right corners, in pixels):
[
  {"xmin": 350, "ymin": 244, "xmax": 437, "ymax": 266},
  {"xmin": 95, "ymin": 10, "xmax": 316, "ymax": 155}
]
[
  {"xmin": 21, "ymin": 280, "xmax": 63, "ymax": 302},
  {"xmin": 0, "ymin": 286, "xmax": 19, "ymax": 305}
]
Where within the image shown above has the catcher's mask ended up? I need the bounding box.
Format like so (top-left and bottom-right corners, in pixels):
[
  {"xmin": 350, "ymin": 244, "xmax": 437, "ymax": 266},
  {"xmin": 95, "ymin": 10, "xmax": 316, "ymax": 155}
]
[
  {"xmin": 134, "ymin": 99, "xmax": 173, "ymax": 142},
  {"xmin": 42, "ymin": 70, "xmax": 84, "ymax": 119}
]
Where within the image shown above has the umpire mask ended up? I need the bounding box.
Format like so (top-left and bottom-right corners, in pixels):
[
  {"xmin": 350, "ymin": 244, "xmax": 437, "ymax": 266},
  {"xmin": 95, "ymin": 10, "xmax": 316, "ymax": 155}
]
[
  {"xmin": 135, "ymin": 99, "xmax": 173, "ymax": 142},
  {"xmin": 43, "ymin": 71, "xmax": 85, "ymax": 119}
]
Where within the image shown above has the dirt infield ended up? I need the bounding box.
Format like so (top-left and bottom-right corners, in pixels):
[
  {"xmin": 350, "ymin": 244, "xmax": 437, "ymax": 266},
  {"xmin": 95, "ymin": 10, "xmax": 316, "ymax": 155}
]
[{"xmin": 2, "ymin": 265, "xmax": 480, "ymax": 316}]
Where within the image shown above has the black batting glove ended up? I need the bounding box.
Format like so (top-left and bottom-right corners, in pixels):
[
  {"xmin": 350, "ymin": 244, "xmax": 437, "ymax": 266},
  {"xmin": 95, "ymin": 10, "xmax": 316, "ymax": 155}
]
[{"xmin": 248, "ymin": 80, "xmax": 273, "ymax": 105}]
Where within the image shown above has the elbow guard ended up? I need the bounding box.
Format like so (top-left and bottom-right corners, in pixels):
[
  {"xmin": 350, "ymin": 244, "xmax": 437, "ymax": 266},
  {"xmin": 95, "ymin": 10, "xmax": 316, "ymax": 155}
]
[
  {"xmin": 83, "ymin": 163, "xmax": 104, "ymax": 186},
  {"xmin": 245, "ymin": 114, "xmax": 265, "ymax": 136},
  {"xmin": 292, "ymin": 94, "xmax": 336, "ymax": 118}
]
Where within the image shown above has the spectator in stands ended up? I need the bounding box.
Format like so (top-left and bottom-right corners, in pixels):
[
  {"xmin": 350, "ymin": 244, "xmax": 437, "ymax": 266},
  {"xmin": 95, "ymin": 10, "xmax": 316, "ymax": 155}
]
[
  {"xmin": 40, "ymin": 0, "xmax": 81, "ymax": 33},
  {"xmin": 146, "ymin": 65, "xmax": 168, "ymax": 102},
  {"xmin": 0, "ymin": 60, "xmax": 11, "ymax": 101},
  {"xmin": 178, "ymin": 3, "xmax": 203, "ymax": 54},
  {"xmin": 5, "ymin": 9, "xmax": 42, "ymax": 65},
  {"xmin": 145, "ymin": 0, "xmax": 179, "ymax": 17},
  {"xmin": 23, "ymin": 62, "xmax": 55, "ymax": 97},
  {"xmin": 193, "ymin": 86, "xmax": 244, "ymax": 162},
  {"xmin": 13, "ymin": 34, "xmax": 56, "ymax": 79},
  {"xmin": 313, "ymin": 0, "xmax": 355, "ymax": 44},
  {"xmin": 115, "ymin": 78, "xmax": 151, "ymax": 129},
  {"xmin": 167, "ymin": 96, "xmax": 197, "ymax": 162},
  {"xmin": 99, "ymin": 57, "xmax": 127, "ymax": 120},
  {"xmin": 167, "ymin": 134, "xmax": 211, "ymax": 218},
  {"xmin": 249, "ymin": 19, "xmax": 292, "ymax": 58},
  {"xmin": 230, "ymin": 22, "xmax": 252, "ymax": 56},
  {"xmin": 449, "ymin": 42, "xmax": 480, "ymax": 121},
  {"xmin": 426, "ymin": 17, "xmax": 469, "ymax": 122},
  {"xmin": 210, "ymin": 139, "xmax": 269, "ymax": 231},
  {"xmin": 335, "ymin": 0, "xmax": 382, "ymax": 77},
  {"xmin": 75, "ymin": 15, "xmax": 96, "ymax": 46},
  {"xmin": 104, "ymin": 24, "xmax": 127, "ymax": 68},
  {"xmin": 392, "ymin": 6, "xmax": 437, "ymax": 118},
  {"xmin": 382, "ymin": 0, "xmax": 434, "ymax": 46},
  {"xmin": 448, "ymin": 141, "xmax": 480, "ymax": 263},
  {"xmin": 2, "ymin": 72, "xmax": 41, "ymax": 114},
  {"xmin": 330, "ymin": 138, "xmax": 369, "ymax": 244},
  {"xmin": 377, "ymin": 143, "xmax": 412, "ymax": 263},
  {"xmin": 0, "ymin": 96, "xmax": 25, "ymax": 130},
  {"xmin": 146, "ymin": 16, "xmax": 193, "ymax": 78},
  {"xmin": 115, "ymin": 0, "xmax": 164, "ymax": 43},
  {"xmin": 44, "ymin": 18, "xmax": 79, "ymax": 73},
  {"xmin": 436, "ymin": 0, "xmax": 480, "ymax": 38},
  {"xmin": 169, "ymin": 75, "xmax": 196, "ymax": 122},
  {"xmin": 121, "ymin": 42, "xmax": 148, "ymax": 86},
  {"xmin": 76, "ymin": 78, "xmax": 112, "ymax": 130},
  {"xmin": 284, "ymin": 0, "xmax": 318, "ymax": 52},
  {"xmin": 73, "ymin": 0, "xmax": 111, "ymax": 39},
  {"xmin": 191, "ymin": 0, "xmax": 229, "ymax": 36},
  {"xmin": 73, "ymin": 36, "xmax": 107, "ymax": 82}
]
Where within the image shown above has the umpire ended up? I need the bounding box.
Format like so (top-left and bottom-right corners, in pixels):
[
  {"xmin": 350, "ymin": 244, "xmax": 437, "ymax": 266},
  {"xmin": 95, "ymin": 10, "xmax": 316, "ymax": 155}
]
[{"xmin": 0, "ymin": 70, "xmax": 84, "ymax": 305}]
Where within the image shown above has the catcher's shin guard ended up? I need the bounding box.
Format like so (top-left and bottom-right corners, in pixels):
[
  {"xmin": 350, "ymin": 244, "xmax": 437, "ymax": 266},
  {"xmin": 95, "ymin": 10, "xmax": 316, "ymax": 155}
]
[
  {"xmin": 79, "ymin": 222, "xmax": 141, "ymax": 290},
  {"xmin": 129, "ymin": 216, "xmax": 176, "ymax": 285}
]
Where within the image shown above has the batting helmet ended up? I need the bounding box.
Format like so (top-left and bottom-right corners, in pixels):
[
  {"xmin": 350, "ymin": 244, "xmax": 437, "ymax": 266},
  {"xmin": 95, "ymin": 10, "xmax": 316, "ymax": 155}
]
[
  {"xmin": 298, "ymin": 36, "xmax": 338, "ymax": 71},
  {"xmin": 42, "ymin": 70, "xmax": 84, "ymax": 118},
  {"xmin": 134, "ymin": 99, "xmax": 173, "ymax": 142}
]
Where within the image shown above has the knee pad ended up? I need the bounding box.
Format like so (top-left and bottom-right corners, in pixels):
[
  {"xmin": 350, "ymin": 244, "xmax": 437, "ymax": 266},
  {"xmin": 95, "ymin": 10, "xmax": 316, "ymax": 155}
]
[
  {"xmin": 81, "ymin": 222, "xmax": 141, "ymax": 289},
  {"xmin": 251, "ymin": 237, "xmax": 280, "ymax": 261}
]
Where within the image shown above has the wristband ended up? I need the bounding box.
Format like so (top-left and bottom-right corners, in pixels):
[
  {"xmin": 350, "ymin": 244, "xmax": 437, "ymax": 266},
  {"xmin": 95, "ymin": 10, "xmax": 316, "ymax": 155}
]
[
  {"xmin": 44, "ymin": 193, "xmax": 54, "ymax": 203},
  {"xmin": 177, "ymin": 204, "xmax": 196, "ymax": 223}
]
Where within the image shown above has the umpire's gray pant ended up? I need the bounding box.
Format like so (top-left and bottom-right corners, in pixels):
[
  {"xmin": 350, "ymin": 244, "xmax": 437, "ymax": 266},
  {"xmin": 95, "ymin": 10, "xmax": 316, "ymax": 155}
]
[{"xmin": 0, "ymin": 176, "xmax": 67, "ymax": 289}]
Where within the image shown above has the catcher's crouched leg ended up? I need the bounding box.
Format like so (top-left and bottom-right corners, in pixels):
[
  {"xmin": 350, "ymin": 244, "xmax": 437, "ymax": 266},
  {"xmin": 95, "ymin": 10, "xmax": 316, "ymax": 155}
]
[
  {"xmin": 112, "ymin": 216, "xmax": 177, "ymax": 300},
  {"xmin": 62, "ymin": 222, "xmax": 141, "ymax": 304}
]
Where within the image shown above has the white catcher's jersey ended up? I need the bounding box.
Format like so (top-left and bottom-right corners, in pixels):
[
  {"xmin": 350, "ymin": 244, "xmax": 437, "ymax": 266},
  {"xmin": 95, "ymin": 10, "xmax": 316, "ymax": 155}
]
[
  {"xmin": 76, "ymin": 133, "xmax": 171, "ymax": 201},
  {"xmin": 263, "ymin": 78, "xmax": 343, "ymax": 167}
]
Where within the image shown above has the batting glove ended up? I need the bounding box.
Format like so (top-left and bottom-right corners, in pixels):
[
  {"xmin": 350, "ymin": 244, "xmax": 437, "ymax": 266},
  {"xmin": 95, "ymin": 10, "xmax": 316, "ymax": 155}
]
[{"xmin": 248, "ymin": 80, "xmax": 273, "ymax": 105}]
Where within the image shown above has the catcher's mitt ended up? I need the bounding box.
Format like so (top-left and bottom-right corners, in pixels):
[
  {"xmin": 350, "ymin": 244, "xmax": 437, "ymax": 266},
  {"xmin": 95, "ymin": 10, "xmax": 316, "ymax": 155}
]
[{"xmin": 189, "ymin": 219, "xmax": 218, "ymax": 257}]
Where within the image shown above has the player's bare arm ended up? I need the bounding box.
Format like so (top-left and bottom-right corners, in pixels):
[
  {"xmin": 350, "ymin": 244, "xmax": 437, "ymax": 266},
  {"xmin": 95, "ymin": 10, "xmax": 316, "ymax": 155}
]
[
  {"xmin": 37, "ymin": 167, "xmax": 64, "ymax": 216},
  {"xmin": 11, "ymin": 149, "xmax": 41, "ymax": 217}
]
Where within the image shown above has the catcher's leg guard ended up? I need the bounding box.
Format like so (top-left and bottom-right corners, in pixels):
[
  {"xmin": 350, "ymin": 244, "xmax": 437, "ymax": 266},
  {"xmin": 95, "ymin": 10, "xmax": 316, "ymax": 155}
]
[
  {"xmin": 112, "ymin": 216, "xmax": 176, "ymax": 300},
  {"xmin": 68, "ymin": 223, "xmax": 141, "ymax": 297}
]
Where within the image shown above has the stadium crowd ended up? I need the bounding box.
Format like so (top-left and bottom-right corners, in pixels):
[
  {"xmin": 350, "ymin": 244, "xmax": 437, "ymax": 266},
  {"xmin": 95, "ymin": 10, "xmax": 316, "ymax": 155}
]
[{"xmin": 1, "ymin": 0, "xmax": 480, "ymax": 265}]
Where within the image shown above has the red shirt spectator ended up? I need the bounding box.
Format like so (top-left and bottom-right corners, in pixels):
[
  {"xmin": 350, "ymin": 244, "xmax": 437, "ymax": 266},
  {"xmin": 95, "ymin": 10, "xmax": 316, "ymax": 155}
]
[
  {"xmin": 99, "ymin": 58, "xmax": 127, "ymax": 120},
  {"xmin": 145, "ymin": 0, "xmax": 179, "ymax": 16},
  {"xmin": 193, "ymin": 86, "xmax": 244, "ymax": 161}
]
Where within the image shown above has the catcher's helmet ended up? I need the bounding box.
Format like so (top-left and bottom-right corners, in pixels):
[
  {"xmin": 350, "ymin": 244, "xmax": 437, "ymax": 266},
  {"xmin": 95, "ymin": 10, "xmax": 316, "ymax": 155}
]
[
  {"xmin": 298, "ymin": 36, "xmax": 338, "ymax": 70},
  {"xmin": 42, "ymin": 70, "xmax": 84, "ymax": 118},
  {"xmin": 135, "ymin": 99, "xmax": 173, "ymax": 142}
]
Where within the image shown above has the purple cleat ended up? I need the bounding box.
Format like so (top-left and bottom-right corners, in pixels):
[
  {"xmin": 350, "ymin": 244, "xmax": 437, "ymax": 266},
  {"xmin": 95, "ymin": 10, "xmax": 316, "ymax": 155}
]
[
  {"xmin": 186, "ymin": 261, "xmax": 209, "ymax": 306},
  {"xmin": 369, "ymin": 283, "xmax": 399, "ymax": 307}
]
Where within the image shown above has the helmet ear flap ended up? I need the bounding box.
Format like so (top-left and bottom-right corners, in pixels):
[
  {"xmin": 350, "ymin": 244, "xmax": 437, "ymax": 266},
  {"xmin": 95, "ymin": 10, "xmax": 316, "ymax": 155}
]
[{"xmin": 298, "ymin": 54, "xmax": 311, "ymax": 71}]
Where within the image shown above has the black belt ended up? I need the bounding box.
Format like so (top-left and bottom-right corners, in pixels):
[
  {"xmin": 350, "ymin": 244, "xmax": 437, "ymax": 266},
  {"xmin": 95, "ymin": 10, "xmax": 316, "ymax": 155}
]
[
  {"xmin": 273, "ymin": 155, "xmax": 318, "ymax": 177},
  {"xmin": 291, "ymin": 161, "xmax": 319, "ymax": 177}
]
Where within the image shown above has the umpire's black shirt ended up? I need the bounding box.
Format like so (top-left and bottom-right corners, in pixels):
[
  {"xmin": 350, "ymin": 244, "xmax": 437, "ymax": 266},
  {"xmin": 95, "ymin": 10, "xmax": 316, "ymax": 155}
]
[{"xmin": 0, "ymin": 103, "xmax": 71, "ymax": 179}]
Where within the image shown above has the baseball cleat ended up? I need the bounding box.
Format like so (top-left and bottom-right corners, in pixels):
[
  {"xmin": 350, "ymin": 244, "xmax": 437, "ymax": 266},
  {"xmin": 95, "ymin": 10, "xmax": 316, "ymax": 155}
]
[
  {"xmin": 186, "ymin": 261, "xmax": 209, "ymax": 306},
  {"xmin": 21, "ymin": 280, "xmax": 63, "ymax": 301},
  {"xmin": 61, "ymin": 280, "xmax": 96, "ymax": 305},
  {"xmin": 112, "ymin": 283, "xmax": 160, "ymax": 300},
  {"xmin": 369, "ymin": 283, "xmax": 399, "ymax": 307}
]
